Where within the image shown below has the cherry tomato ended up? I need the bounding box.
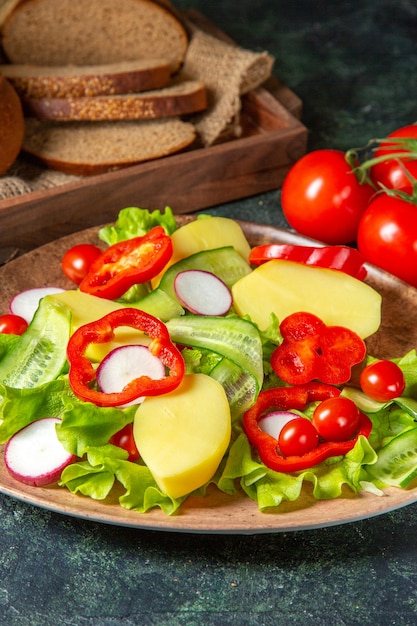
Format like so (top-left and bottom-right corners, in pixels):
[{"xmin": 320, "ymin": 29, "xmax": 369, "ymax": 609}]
[
  {"xmin": 312, "ymin": 397, "xmax": 360, "ymax": 442},
  {"xmin": 278, "ymin": 417, "xmax": 319, "ymax": 457},
  {"xmin": 0, "ymin": 313, "xmax": 28, "ymax": 335},
  {"xmin": 357, "ymin": 194, "xmax": 417, "ymax": 288},
  {"xmin": 370, "ymin": 124, "xmax": 417, "ymax": 192},
  {"xmin": 360, "ymin": 360, "xmax": 405, "ymax": 402},
  {"xmin": 62, "ymin": 243, "xmax": 102, "ymax": 285},
  {"xmin": 109, "ymin": 423, "xmax": 140, "ymax": 462},
  {"xmin": 281, "ymin": 149, "xmax": 374, "ymax": 245}
]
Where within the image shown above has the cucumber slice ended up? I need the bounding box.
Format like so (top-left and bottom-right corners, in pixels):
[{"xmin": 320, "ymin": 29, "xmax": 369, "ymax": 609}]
[
  {"xmin": 130, "ymin": 288, "xmax": 184, "ymax": 321},
  {"xmin": 0, "ymin": 295, "xmax": 71, "ymax": 388},
  {"xmin": 367, "ymin": 427, "xmax": 417, "ymax": 488},
  {"xmin": 159, "ymin": 246, "xmax": 252, "ymax": 302},
  {"xmin": 166, "ymin": 315, "xmax": 264, "ymax": 392}
]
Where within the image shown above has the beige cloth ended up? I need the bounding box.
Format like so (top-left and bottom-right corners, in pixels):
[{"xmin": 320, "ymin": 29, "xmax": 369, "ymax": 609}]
[{"xmin": 0, "ymin": 12, "xmax": 274, "ymax": 199}]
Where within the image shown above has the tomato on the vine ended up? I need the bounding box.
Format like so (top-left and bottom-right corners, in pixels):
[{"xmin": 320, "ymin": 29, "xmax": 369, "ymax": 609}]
[
  {"xmin": 109, "ymin": 423, "xmax": 140, "ymax": 462},
  {"xmin": 360, "ymin": 360, "xmax": 405, "ymax": 403},
  {"xmin": 312, "ymin": 397, "xmax": 360, "ymax": 442},
  {"xmin": 281, "ymin": 149, "xmax": 374, "ymax": 244},
  {"xmin": 278, "ymin": 417, "xmax": 319, "ymax": 457},
  {"xmin": 370, "ymin": 124, "xmax": 417, "ymax": 192},
  {"xmin": 0, "ymin": 313, "xmax": 28, "ymax": 335},
  {"xmin": 62, "ymin": 243, "xmax": 102, "ymax": 285},
  {"xmin": 357, "ymin": 194, "xmax": 417, "ymax": 288}
]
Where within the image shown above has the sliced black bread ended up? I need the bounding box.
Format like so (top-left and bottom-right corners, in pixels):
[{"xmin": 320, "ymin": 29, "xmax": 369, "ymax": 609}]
[
  {"xmin": 1, "ymin": 0, "xmax": 188, "ymax": 71},
  {"xmin": 0, "ymin": 59, "xmax": 173, "ymax": 98},
  {"xmin": 22, "ymin": 117, "xmax": 197, "ymax": 175},
  {"xmin": 22, "ymin": 80, "xmax": 208, "ymax": 121}
]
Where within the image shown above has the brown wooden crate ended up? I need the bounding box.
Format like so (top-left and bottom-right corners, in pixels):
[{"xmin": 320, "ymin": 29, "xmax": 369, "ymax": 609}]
[{"xmin": 0, "ymin": 13, "xmax": 307, "ymax": 255}]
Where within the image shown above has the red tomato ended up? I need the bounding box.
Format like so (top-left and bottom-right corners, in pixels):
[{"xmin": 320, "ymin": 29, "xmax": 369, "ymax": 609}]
[
  {"xmin": 62, "ymin": 243, "xmax": 102, "ymax": 285},
  {"xmin": 0, "ymin": 313, "xmax": 28, "ymax": 335},
  {"xmin": 109, "ymin": 424, "xmax": 140, "ymax": 462},
  {"xmin": 370, "ymin": 124, "xmax": 417, "ymax": 192},
  {"xmin": 312, "ymin": 397, "xmax": 360, "ymax": 442},
  {"xmin": 360, "ymin": 360, "xmax": 405, "ymax": 402},
  {"xmin": 357, "ymin": 194, "xmax": 417, "ymax": 288},
  {"xmin": 278, "ymin": 417, "xmax": 319, "ymax": 457},
  {"xmin": 281, "ymin": 149, "xmax": 374, "ymax": 244}
]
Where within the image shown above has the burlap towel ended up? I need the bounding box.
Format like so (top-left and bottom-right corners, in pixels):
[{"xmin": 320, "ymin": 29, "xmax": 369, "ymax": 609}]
[{"xmin": 0, "ymin": 12, "xmax": 274, "ymax": 200}]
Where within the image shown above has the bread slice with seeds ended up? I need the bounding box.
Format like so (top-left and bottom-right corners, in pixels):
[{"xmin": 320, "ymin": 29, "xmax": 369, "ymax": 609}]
[
  {"xmin": 22, "ymin": 80, "xmax": 208, "ymax": 121},
  {"xmin": 1, "ymin": 0, "xmax": 189, "ymax": 72},
  {"xmin": 22, "ymin": 117, "xmax": 197, "ymax": 175},
  {"xmin": 0, "ymin": 59, "xmax": 173, "ymax": 98}
]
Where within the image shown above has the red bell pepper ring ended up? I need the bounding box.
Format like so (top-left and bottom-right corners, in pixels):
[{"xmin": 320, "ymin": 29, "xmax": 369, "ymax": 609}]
[
  {"xmin": 249, "ymin": 243, "xmax": 367, "ymax": 280},
  {"xmin": 242, "ymin": 382, "xmax": 372, "ymax": 472},
  {"xmin": 67, "ymin": 308, "xmax": 185, "ymax": 407},
  {"xmin": 271, "ymin": 312, "xmax": 366, "ymax": 385},
  {"xmin": 79, "ymin": 226, "xmax": 173, "ymax": 300}
]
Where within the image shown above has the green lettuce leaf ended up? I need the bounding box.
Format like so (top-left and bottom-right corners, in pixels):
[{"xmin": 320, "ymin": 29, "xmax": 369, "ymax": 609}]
[
  {"xmin": 98, "ymin": 206, "xmax": 177, "ymax": 245},
  {"xmin": 218, "ymin": 429, "xmax": 378, "ymax": 511},
  {"xmin": 0, "ymin": 377, "xmax": 72, "ymax": 442}
]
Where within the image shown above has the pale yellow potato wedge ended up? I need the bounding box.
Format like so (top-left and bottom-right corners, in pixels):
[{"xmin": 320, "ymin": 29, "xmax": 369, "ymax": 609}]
[
  {"xmin": 133, "ymin": 373, "xmax": 231, "ymax": 498},
  {"xmin": 232, "ymin": 259, "xmax": 381, "ymax": 339}
]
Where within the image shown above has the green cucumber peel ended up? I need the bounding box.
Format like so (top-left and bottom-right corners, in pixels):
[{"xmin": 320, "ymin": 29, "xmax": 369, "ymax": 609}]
[
  {"xmin": 366, "ymin": 427, "xmax": 417, "ymax": 488},
  {"xmin": 0, "ymin": 295, "xmax": 71, "ymax": 388},
  {"xmin": 166, "ymin": 314, "xmax": 264, "ymax": 393}
]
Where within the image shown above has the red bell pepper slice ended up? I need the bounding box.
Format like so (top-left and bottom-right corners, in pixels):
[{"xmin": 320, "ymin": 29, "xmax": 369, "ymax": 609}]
[
  {"xmin": 79, "ymin": 226, "xmax": 172, "ymax": 300},
  {"xmin": 67, "ymin": 308, "xmax": 185, "ymax": 407},
  {"xmin": 242, "ymin": 382, "xmax": 372, "ymax": 472},
  {"xmin": 249, "ymin": 243, "xmax": 367, "ymax": 280},
  {"xmin": 271, "ymin": 312, "xmax": 366, "ymax": 385}
]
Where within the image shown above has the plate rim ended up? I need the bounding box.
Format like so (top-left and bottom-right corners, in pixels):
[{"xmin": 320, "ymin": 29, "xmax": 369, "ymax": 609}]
[{"xmin": 1, "ymin": 216, "xmax": 417, "ymax": 534}]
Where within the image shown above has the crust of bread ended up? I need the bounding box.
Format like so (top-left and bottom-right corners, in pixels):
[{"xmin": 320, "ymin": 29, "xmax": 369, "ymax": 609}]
[
  {"xmin": 0, "ymin": 59, "xmax": 173, "ymax": 98},
  {"xmin": 22, "ymin": 117, "xmax": 197, "ymax": 175},
  {"xmin": 23, "ymin": 80, "xmax": 208, "ymax": 121},
  {"xmin": 0, "ymin": 75, "xmax": 24, "ymax": 174},
  {"xmin": 1, "ymin": 0, "xmax": 189, "ymax": 71}
]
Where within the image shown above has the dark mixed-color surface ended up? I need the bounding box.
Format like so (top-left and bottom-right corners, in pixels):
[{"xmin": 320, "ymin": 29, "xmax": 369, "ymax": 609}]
[{"xmin": 2, "ymin": 1, "xmax": 417, "ymax": 624}]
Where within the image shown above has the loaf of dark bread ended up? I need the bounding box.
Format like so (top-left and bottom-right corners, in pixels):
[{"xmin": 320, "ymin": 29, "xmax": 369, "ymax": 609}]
[{"xmin": 0, "ymin": 75, "xmax": 24, "ymax": 174}]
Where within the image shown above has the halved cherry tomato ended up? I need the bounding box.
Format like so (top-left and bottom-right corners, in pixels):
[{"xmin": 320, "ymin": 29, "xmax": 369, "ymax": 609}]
[
  {"xmin": 0, "ymin": 313, "xmax": 28, "ymax": 335},
  {"xmin": 281, "ymin": 149, "xmax": 374, "ymax": 244},
  {"xmin": 357, "ymin": 194, "xmax": 417, "ymax": 288},
  {"xmin": 62, "ymin": 243, "xmax": 102, "ymax": 285},
  {"xmin": 359, "ymin": 359, "xmax": 405, "ymax": 402},
  {"xmin": 312, "ymin": 397, "xmax": 360, "ymax": 442},
  {"xmin": 109, "ymin": 423, "xmax": 140, "ymax": 462},
  {"xmin": 278, "ymin": 417, "xmax": 319, "ymax": 457},
  {"xmin": 370, "ymin": 124, "xmax": 417, "ymax": 192}
]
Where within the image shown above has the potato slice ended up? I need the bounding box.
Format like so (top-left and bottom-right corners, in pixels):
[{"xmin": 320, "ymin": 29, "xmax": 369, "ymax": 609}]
[
  {"xmin": 133, "ymin": 373, "xmax": 231, "ymax": 498},
  {"xmin": 232, "ymin": 259, "xmax": 381, "ymax": 339}
]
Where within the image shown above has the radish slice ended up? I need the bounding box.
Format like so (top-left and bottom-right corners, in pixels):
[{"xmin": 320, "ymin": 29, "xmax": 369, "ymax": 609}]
[
  {"xmin": 96, "ymin": 344, "xmax": 166, "ymax": 406},
  {"xmin": 10, "ymin": 287, "xmax": 65, "ymax": 324},
  {"xmin": 258, "ymin": 411, "xmax": 300, "ymax": 440},
  {"xmin": 174, "ymin": 270, "xmax": 232, "ymax": 316},
  {"xmin": 4, "ymin": 417, "xmax": 76, "ymax": 486}
]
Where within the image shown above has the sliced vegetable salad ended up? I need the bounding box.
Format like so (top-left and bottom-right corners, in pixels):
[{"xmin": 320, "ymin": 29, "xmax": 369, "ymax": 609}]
[{"xmin": 1, "ymin": 206, "xmax": 417, "ymax": 517}]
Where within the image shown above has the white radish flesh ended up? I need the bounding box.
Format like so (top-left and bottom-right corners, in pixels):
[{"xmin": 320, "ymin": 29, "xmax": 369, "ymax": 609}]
[
  {"xmin": 10, "ymin": 287, "xmax": 65, "ymax": 323},
  {"xmin": 174, "ymin": 270, "xmax": 232, "ymax": 316},
  {"xmin": 96, "ymin": 344, "xmax": 166, "ymax": 406},
  {"xmin": 258, "ymin": 411, "xmax": 300, "ymax": 440},
  {"xmin": 4, "ymin": 417, "xmax": 76, "ymax": 486}
]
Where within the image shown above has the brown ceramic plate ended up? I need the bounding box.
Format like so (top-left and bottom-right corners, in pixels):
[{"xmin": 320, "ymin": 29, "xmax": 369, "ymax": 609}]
[{"xmin": 1, "ymin": 217, "xmax": 417, "ymax": 534}]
